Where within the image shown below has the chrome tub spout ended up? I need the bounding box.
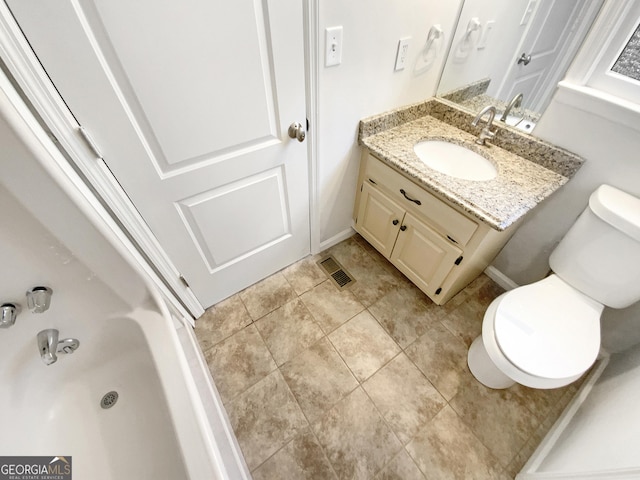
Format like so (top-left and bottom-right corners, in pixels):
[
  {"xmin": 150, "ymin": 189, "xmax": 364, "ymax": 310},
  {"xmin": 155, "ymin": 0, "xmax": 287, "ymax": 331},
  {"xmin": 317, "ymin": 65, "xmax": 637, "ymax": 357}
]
[{"xmin": 37, "ymin": 329, "xmax": 59, "ymax": 366}]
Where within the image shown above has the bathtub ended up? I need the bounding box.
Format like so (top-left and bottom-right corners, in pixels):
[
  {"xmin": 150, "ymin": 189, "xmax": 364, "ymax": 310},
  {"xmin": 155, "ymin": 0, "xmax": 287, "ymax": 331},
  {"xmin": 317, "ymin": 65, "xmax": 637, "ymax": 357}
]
[
  {"xmin": 0, "ymin": 299, "xmax": 249, "ymax": 480},
  {"xmin": 0, "ymin": 52, "xmax": 248, "ymax": 480}
]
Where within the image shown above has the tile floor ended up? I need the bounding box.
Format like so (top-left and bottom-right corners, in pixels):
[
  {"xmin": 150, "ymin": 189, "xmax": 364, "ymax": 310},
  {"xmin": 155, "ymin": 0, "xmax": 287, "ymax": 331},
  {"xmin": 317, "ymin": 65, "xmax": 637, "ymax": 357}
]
[{"xmin": 195, "ymin": 235, "xmax": 581, "ymax": 480}]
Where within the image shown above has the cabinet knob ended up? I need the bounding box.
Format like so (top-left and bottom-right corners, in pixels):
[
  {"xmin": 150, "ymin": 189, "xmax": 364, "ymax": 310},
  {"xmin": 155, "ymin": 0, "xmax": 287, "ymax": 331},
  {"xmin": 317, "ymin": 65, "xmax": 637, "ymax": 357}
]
[
  {"xmin": 400, "ymin": 225, "xmax": 407, "ymax": 231},
  {"xmin": 392, "ymin": 219, "xmax": 399, "ymax": 225}
]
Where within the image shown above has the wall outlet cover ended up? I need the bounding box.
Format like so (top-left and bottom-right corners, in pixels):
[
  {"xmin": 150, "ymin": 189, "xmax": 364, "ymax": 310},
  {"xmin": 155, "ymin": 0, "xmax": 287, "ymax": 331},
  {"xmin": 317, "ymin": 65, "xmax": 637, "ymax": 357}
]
[{"xmin": 394, "ymin": 37, "xmax": 411, "ymax": 71}]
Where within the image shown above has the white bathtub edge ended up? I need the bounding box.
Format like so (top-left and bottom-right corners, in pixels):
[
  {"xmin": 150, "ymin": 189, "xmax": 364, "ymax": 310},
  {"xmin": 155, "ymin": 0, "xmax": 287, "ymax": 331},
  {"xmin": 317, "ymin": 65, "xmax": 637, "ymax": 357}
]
[
  {"xmin": 149, "ymin": 287, "xmax": 250, "ymax": 480},
  {"xmin": 175, "ymin": 319, "xmax": 252, "ymax": 480}
]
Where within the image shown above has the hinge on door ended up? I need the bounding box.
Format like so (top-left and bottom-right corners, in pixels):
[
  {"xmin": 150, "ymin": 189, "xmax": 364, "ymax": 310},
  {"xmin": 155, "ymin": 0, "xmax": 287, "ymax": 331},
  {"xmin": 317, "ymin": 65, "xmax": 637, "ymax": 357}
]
[
  {"xmin": 454, "ymin": 256, "xmax": 463, "ymax": 265},
  {"xmin": 179, "ymin": 275, "xmax": 190, "ymax": 288},
  {"xmin": 77, "ymin": 126, "xmax": 104, "ymax": 159}
]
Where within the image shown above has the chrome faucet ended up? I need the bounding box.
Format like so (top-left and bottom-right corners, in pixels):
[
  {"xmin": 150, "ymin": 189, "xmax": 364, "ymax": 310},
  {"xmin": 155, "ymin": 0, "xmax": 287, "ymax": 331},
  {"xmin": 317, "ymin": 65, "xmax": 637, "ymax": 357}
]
[
  {"xmin": 500, "ymin": 93, "xmax": 524, "ymax": 122},
  {"xmin": 471, "ymin": 105, "xmax": 497, "ymax": 145},
  {"xmin": 36, "ymin": 329, "xmax": 80, "ymax": 366},
  {"xmin": 37, "ymin": 329, "xmax": 59, "ymax": 366}
]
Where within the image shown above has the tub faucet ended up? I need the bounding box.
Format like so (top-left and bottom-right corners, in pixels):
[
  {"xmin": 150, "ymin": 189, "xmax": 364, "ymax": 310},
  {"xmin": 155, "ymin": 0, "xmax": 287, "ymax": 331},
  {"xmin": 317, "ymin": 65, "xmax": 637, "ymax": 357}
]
[
  {"xmin": 471, "ymin": 105, "xmax": 497, "ymax": 145},
  {"xmin": 500, "ymin": 93, "xmax": 524, "ymax": 122},
  {"xmin": 37, "ymin": 329, "xmax": 59, "ymax": 365}
]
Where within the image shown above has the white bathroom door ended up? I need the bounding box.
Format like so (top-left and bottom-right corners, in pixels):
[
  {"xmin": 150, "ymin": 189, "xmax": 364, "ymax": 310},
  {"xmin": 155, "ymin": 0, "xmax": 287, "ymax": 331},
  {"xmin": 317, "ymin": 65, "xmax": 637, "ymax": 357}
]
[
  {"xmin": 7, "ymin": 0, "xmax": 310, "ymax": 307},
  {"xmin": 497, "ymin": 0, "xmax": 591, "ymax": 111}
]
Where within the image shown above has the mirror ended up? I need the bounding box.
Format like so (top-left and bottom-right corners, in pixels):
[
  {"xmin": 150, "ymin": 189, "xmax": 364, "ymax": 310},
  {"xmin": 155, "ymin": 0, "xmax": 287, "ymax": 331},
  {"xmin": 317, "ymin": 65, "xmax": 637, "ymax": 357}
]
[{"xmin": 436, "ymin": 0, "xmax": 605, "ymax": 134}]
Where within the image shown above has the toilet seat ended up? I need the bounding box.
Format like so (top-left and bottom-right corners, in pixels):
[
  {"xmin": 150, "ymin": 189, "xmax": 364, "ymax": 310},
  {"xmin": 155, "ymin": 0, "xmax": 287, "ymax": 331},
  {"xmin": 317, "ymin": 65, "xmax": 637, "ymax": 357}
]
[{"xmin": 493, "ymin": 275, "xmax": 602, "ymax": 380}]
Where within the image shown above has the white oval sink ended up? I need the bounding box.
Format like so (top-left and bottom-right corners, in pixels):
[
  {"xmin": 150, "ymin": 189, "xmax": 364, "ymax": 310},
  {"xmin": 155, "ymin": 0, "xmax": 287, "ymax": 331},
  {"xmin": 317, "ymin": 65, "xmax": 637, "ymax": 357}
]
[{"xmin": 413, "ymin": 140, "xmax": 497, "ymax": 181}]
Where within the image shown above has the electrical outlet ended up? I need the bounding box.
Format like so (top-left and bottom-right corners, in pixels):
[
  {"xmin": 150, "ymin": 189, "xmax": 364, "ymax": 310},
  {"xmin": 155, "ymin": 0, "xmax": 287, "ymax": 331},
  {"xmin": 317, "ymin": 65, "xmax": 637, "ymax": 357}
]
[
  {"xmin": 325, "ymin": 26, "xmax": 343, "ymax": 67},
  {"xmin": 394, "ymin": 37, "xmax": 411, "ymax": 71}
]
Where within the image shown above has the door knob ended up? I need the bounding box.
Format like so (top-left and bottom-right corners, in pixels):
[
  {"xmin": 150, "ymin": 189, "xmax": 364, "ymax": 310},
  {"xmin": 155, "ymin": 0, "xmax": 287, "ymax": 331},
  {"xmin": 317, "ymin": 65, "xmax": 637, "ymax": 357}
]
[
  {"xmin": 517, "ymin": 53, "xmax": 531, "ymax": 66},
  {"xmin": 288, "ymin": 122, "xmax": 306, "ymax": 142}
]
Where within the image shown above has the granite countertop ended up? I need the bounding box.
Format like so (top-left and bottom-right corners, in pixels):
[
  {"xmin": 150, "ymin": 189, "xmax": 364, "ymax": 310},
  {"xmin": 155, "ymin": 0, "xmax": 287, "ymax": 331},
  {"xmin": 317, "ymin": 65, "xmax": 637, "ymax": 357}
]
[{"xmin": 359, "ymin": 99, "xmax": 584, "ymax": 231}]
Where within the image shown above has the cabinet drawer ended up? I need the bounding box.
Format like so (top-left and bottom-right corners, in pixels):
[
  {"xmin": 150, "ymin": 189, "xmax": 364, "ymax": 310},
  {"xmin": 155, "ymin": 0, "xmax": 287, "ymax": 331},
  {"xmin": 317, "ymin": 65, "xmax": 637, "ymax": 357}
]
[{"xmin": 364, "ymin": 155, "xmax": 478, "ymax": 246}]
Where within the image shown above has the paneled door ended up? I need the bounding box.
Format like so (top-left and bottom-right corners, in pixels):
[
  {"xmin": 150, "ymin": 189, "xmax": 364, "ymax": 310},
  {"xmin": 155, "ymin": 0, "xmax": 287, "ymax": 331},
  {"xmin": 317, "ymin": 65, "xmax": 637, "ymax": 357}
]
[
  {"xmin": 497, "ymin": 0, "xmax": 595, "ymax": 112},
  {"xmin": 7, "ymin": 0, "xmax": 310, "ymax": 307}
]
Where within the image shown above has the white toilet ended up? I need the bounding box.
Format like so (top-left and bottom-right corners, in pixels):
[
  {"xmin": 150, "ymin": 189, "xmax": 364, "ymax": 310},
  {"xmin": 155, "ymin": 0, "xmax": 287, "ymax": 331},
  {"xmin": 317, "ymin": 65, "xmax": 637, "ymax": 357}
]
[{"xmin": 468, "ymin": 184, "xmax": 640, "ymax": 389}]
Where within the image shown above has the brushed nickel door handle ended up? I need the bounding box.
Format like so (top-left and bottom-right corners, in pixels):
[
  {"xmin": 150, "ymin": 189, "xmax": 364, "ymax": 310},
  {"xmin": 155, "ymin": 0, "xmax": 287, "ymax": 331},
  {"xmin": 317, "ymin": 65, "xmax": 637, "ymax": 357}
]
[
  {"xmin": 517, "ymin": 53, "xmax": 531, "ymax": 65},
  {"xmin": 288, "ymin": 122, "xmax": 306, "ymax": 142}
]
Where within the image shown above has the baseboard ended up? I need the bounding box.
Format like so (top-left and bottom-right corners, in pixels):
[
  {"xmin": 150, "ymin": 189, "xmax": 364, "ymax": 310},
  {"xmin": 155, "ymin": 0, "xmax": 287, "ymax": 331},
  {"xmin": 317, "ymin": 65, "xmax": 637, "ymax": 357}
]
[
  {"xmin": 516, "ymin": 356, "xmax": 610, "ymax": 479},
  {"xmin": 316, "ymin": 227, "xmax": 356, "ymax": 253},
  {"xmin": 483, "ymin": 265, "xmax": 519, "ymax": 290}
]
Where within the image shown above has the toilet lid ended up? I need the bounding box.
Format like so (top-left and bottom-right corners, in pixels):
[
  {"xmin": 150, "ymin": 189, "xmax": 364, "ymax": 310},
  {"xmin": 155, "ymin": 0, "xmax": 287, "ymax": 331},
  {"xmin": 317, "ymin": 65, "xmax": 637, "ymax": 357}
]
[{"xmin": 494, "ymin": 275, "xmax": 602, "ymax": 380}]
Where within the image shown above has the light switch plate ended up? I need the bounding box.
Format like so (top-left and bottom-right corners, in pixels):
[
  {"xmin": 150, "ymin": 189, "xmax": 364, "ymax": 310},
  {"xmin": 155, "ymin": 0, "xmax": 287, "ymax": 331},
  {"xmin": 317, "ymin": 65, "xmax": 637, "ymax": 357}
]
[
  {"xmin": 394, "ymin": 37, "xmax": 411, "ymax": 71},
  {"xmin": 325, "ymin": 26, "xmax": 343, "ymax": 67},
  {"xmin": 477, "ymin": 21, "xmax": 495, "ymax": 50}
]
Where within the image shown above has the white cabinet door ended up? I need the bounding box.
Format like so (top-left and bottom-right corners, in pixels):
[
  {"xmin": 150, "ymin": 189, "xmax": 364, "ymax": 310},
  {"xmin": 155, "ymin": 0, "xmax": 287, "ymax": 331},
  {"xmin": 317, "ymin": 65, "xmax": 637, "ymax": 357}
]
[
  {"xmin": 356, "ymin": 183, "xmax": 404, "ymax": 258},
  {"xmin": 391, "ymin": 213, "xmax": 462, "ymax": 298},
  {"xmin": 7, "ymin": 0, "xmax": 310, "ymax": 307}
]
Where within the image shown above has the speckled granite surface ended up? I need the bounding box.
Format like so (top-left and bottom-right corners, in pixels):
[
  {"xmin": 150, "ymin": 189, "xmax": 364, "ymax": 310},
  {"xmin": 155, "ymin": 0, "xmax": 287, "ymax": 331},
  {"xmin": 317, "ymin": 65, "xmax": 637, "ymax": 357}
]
[
  {"xmin": 440, "ymin": 78, "xmax": 491, "ymax": 104},
  {"xmin": 359, "ymin": 99, "xmax": 584, "ymax": 231},
  {"xmin": 440, "ymin": 79, "xmax": 539, "ymax": 127}
]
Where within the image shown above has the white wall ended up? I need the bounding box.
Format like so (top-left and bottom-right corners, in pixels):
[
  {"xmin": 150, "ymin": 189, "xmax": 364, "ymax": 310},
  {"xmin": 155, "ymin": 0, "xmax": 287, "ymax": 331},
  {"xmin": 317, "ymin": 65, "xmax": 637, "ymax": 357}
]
[
  {"xmin": 317, "ymin": 0, "xmax": 463, "ymax": 245},
  {"xmin": 438, "ymin": 0, "xmax": 530, "ymax": 98}
]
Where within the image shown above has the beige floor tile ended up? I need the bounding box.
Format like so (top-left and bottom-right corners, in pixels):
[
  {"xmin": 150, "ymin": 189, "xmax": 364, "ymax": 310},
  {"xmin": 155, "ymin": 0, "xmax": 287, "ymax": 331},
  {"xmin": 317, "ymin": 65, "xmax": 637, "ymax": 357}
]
[
  {"xmin": 449, "ymin": 375, "xmax": 540, "ymax": 467},
  {"xmin": 441, "ymin": 298, "xmax": 485, "ymax": 348},
  {"xmin": 201, "ymin": 238, "xmax": 577, "ymax": 480},
  {"xmin": 313, "ymin": 388, "xmax": 402, "ymax": 480},
  {"xmin": 405, "ymin": 406, "xmax": 503, "ymax": 480},
  {"xmin": 255, "ymin": 299, "xmax": 324, "ymax": 366},
  {"xmin": 239, "ymin": 272, "xmax": 297, "ymax": 320},
  {"xmin": 281, "ymin": 337, "xmax": 358, "ymax": 422},
  {"xmin": 510, "ymin": 383, "xmax": 571, "ymax": 421},
  {"xmin": 375, "ymin": 450, "xmax": 426, "ymax": 480},
  {"xmin": 329, "ymin": 310, "xmax": 400, "ymax": 382},
  {"xmin": 405, "ymin": 323, "xmax": 471, "ymax": 400},
  {"xmin": 369, "ymin": 283, "xmax": 442, "ymax": 348},
  {"xmin": 441, "ymin": 276, "xmax": 504, "ymax": 348},
  {"xmin": 364, "ymin": 354, "xmax": 446, "ymax": 445},
  {"xmin": 252, "ymin": 428, "xmax": 337, "ymax": 480},
  {"xmin": 204, "ymin": 324, "xmax": 276, "ymax": 404},
  {"xmin": 470, "ymin": 275, "xmax": 506, "ymax": 308},
  {"xmin": 194, "ymin": 294, "xmax": 253, "ymax": 351},
  {"xmin": 326, "ymin": 238, "xmax": 402, "ymax": 307},
  {"xmin": 282, "ymin": 255, "xmax": 327, "ymax": 295},
  {"xmin": 228, "ymin": 370, "xmax": 308, "ymax": 471},
  {"xmin": 300, "ymin": 279, "xmax": 364, "ymax": 333}
]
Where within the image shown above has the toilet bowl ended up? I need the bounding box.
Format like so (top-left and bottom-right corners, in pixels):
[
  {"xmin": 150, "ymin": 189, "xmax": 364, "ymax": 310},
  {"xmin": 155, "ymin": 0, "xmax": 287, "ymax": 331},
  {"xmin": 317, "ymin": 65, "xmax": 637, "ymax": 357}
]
[
  {"xmin": 468, "ymin": 275, "xmax": 602, "ymax": 389},
  {"xmin": 467, "ymin": 184, "xmax": 640, "ymax": 389}
]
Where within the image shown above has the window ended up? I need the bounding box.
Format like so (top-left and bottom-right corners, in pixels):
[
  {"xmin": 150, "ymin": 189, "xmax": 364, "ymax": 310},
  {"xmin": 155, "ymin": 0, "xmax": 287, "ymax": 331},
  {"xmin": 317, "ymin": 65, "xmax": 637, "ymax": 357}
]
[
  {"xmin": 611, "ymin": 23, "xmax": 640, "ymax": 82},
  {"xmin": 587, "ymin": 1, "xmax": 640, "ymax": 103}
]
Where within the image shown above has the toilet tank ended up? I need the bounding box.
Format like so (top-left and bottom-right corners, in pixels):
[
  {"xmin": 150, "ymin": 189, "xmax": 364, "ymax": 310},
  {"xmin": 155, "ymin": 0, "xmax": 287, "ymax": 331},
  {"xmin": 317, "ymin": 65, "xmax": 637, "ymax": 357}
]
[{"xmin": 550, "ymin": 185, "xmax": 640, "ymax": 309}]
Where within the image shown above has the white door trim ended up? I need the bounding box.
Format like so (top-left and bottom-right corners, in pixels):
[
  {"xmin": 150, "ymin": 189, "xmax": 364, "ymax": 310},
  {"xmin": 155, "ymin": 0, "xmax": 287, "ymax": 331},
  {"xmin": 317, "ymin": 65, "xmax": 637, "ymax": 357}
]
[
  {"xmin": 0, "ymin": 1, "xmax": 204, "ymax": 318},
  {"xmin": 305, "ymin": 0, "xmax": 321, "ymax": 254}
]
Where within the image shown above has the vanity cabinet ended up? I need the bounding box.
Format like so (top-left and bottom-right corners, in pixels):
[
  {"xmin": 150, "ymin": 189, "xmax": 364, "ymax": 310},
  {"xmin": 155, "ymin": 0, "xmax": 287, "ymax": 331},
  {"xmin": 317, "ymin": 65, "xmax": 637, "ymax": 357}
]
[{"xmin": 354, "ymin": 152, "xmax": 516, "ymax": 305}]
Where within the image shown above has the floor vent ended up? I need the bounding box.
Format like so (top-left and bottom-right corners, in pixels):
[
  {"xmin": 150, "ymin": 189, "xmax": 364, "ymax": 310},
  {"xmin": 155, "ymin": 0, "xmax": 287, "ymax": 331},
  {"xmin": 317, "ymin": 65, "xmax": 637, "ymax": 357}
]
[{"xmin": 317, "ymin": 255, "xmax": 355, "ymax": 290}]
